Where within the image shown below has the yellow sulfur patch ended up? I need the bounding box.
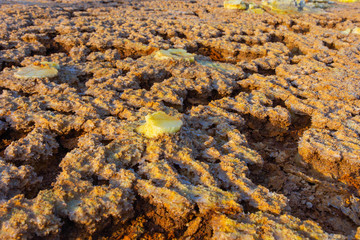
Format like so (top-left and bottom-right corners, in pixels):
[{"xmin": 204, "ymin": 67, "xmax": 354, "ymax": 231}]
[
  {"xmin": 154, "ymin": 49, "xmax": 195, "ymax": 63},
  {"xmin": 341, "ymin": 27, "xmax": 360, "ymax": 35},
  {"xmin": 352, "ymin": 27, "xmax": 360, "ymax": 34},
  {"xmin": 14, "ymin": 61, "xmax": 59, "ymax": 79},
  {"xmin": 336, "ymin": 0, "xmax": 359, "ymax": 2},
  {"xmin": 341, "ymin": 28, "xmax": 352, "ymax": 34},
  {"xmin": 261, "ymin": 1, "xmax": 297, "ymax": 14},
  {"xmin": 249, "ymin": 8, "xmax": 265, "ymax": 13},
  {"xmin": 136, "ymin": 111, "xmax": 183, "ymax": 138},
  {"xmin": 224, "ymin": 0, "xmax": 248, "ymax": 9},
  {"xmin": 247, "ymin": 4, "xmax": 265, "ymax": 13}
]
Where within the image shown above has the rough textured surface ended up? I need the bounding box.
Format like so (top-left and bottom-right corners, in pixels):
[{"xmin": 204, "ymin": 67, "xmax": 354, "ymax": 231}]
[{"xmin": 0, "ymin": 0, "xmax": 360, "ymax": 239}]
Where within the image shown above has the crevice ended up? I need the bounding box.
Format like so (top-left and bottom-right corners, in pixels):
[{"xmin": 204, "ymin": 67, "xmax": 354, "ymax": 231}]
[
  {"xmin": 44, "ymin": 107, "xmax": 77, "ymax": 116},
  {"xmin": 244, "ymin": 110, "xmax": 357, "ymax": 235},
  {"xmin": 243, "ymin": 68, "xmax": 276, "ymax": 76},
  {"xmin": 91, "ymin": 216, "xmax": 118, "ymax": 239},
  {"xmin": 172, "ymin": 163, "xmax": 182, "ymax": 174},
  {"xmin": 206, "ymin": 89, "xmax": 222, "ymax": 103},
  {"xmin": 322, "ymin": 40, "xmax": 337, "ymax": 50},
  {"xmin": 0, "ymin": 87, "xmax": 33, "ymax": 98},
  {"xmin": 138, "ymin": 70, "xmax": 172, "ymax": 91},
  {"xmin": 193, "ymin": 218, "xmax": 212, "ymax": 240},
  {"xmin": 291, "ymin": 25, "xmax": 310, "ymax": 35},
  {"xmin": 162, "ymin": 101, "xmax": 183, "ymax": 112},
  {"xmin": 289, "ymin": 47, "xmax": 304, "ymax": 57},
  {"xmin": 155, "ymin": 30, "xmax": 170, "ymax": 41},
  {"xmin": 57, "ymin": 129, "xmax": 83, "ymax": 151},
  {"xmin": 167, "ymin": 87, "xmax": 239, "ymax": 113},
  {"xmin": 91, "ymin": 175, "xmax": 110, "ymax": 186},
  {"xmin": 25, "ymin": 130, "xmax": 84, "ymax": 199},
  {"xmin": 45, "ymin": 40, "xmax": 69, "ymax": 56},
  {"xmin": 100, "ymin": 139, "xmax": 113, "ymax": 146},
  {"xmin": 60, "ymin": 217, "xmax": 81, "ymax": 239},
  {"xmin": 230, "ymin": 85, "xmax": 252, "ymax": 97},
  {"xmin": 240, "ymin": 200, "xmax": 258, "ymax": 214},
  {"xmin": 268, "ymin": 32, "xmax": 284, "ymax": 43},
  {"xmin": 93, "ymin": 186, "xmax": 196, "ymax": 239},
  {"xmin": 0, "ymin": 128, "xmax": 29, "ymax": 159},
  {"xmin": 271, "ymin": 97, "xmax": 287, "ymax": 108},
  {"xmin": 1, "ymin": 60, "xmax": 21, "ymax": 72},
  {"xmin": 183, "ymin": 89, "xmax": 224, "ymax": 113},
  {"xmin": 290, "ymin": 112, "xmax": 311, "ymax": 131},
  {"xmin": 78, "ymin": 72, "xmax": 94, "ymax": 84},
  {"xmin": 177, "ymin": 31, "xmax": 187, "ymax": 39},
  {"xmin": 132, "ymin": 163, "xmax": 140, "ymax": 172}
]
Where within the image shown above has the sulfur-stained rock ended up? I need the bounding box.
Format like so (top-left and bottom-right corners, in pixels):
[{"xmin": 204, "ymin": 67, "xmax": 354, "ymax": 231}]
[
  {"xmin": 0, "ymin": 158, "xmax": 41, "ymax": 200},
  {"xmin": 0, "ymin": 194, "xmax": 62, "ymax": 239},
  {"xmin": 53, "ymin": 171, "xmax": 135, "ymax": 234},
  {"xmin": 298, "ymin": 128, "xmax": 360, "ymax": 181},
  {"xmin": 4, "ymin": 127, "xmax": 59, "ymax": 163},
  {"xmin": 210, "ymin": 212, "xmax": 347, "ymax": 239}
]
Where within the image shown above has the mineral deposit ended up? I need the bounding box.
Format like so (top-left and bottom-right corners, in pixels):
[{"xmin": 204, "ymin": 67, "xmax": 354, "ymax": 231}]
[{"xmin": 0, "ymin": 0, "xmax": 360, "ymax": 239}]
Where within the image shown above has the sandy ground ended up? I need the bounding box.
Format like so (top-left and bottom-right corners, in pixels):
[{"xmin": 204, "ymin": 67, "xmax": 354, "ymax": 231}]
[{"xmin": 0, "ymin": 0, "xmax": 360, "ymax": 239}]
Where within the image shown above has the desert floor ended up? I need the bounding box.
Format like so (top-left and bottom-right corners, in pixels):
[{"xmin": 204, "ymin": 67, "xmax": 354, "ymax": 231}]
[{"xmin": 0, "ymin": 0, "xmax": 360, "ymax": 239}]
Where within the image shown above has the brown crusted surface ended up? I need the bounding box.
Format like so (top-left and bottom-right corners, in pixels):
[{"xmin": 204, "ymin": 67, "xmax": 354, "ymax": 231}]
[{"xmin": 0, "ymin": 0, "xmax": 360, "ymax": 239}]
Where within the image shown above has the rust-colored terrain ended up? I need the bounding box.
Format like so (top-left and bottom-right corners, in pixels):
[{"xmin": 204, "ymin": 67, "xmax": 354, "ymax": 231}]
[{"xmin": 0, "ymin": 0, "xmax": 360, "ymax": 239}]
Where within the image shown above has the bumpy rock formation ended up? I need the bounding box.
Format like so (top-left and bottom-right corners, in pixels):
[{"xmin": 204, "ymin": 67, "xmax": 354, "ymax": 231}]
[{"xmin": 0, "ymin": 0, "xmax": 360, "ymax": 239}]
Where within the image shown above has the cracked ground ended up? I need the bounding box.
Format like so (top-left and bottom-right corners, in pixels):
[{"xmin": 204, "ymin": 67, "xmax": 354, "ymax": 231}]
[{"xmin": 0, "ymin": 0, "xmax": 360, "ymax": 239}]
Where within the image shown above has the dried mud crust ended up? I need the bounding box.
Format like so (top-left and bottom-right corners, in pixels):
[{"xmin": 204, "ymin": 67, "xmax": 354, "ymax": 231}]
[{"xmin": 0, "ymin": 0, "xmax": 360, "ymax": 239}]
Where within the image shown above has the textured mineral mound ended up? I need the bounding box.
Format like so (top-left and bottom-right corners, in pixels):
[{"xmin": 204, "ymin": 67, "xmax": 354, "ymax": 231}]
[{"xmin": 0, "ymin": 0, "xmax": 360, "ymax": 239}]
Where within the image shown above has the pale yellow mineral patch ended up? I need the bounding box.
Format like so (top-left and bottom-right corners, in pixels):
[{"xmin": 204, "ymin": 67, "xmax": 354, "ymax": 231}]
[
  {"xmin": 197, "ymin": 60, "xmax": 240, "ymax": 72},
  {"xmin": 224, "ymin": 0, "xmax": 248, "ymax": 9},
  {"xmin": 336, "ymin": 0, "xmax": 359, "ymax": 2},
  {"xmin": 14, "ymin": 61, "xmax": 59, "ymax": 79},
  {"xmin": 247, "ymin": 5, "xmax": 265, "ymax": 14},
  {"xmin": 341, "ymin": 27, "xmax": 360, "ymax": 35},
  {"xmin": 352, "ymin": 27, "xmax": 360, "ymax": 34},
  {"xmin": 154, "ymin": 49, "xmax": 195, "ymax": 62},
  {"xmin": 261, "ymin": 1, "xmax": 296, "ymax": 14},
  {"xmin": 136, "ymin": 111, "xmax": 183, "ymax": 138},
  {"xmin": 341, "ymin": 28, "xmax": 352, "ymax": 35}
]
